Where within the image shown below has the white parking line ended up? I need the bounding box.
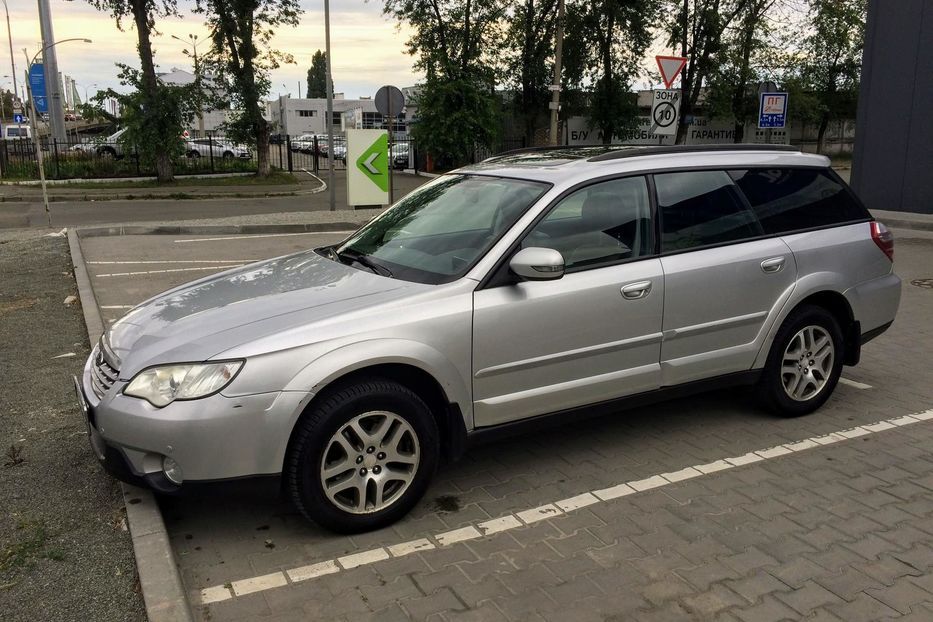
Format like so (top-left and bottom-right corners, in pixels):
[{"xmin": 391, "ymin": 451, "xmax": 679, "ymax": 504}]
[
  {"xmin": 173, "ymin": 231, "xmax": 354, "ymax": 243},
  {"xmin": 839, "ymin": 377, "xmax": 873, "ymax": 390},
  {"xmin": 193, "ymin": 408, "xmax": 933, "ymax": 606},
  {"xmin": 100, "ymin": 305, "xmax": 135, "ymax": 310},
  {"xmin": 95, "ymin": 265, "xmax": 244, "ymax": 278}
]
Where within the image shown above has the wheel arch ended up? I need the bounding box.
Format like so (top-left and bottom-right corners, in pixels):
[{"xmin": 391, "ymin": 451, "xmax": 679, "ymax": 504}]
[
  {"xmin": 754, "ymin": 282, "xmax": 858, "ymax": 369},
  {"xmin": 281, "ymin": 343, "xmax": 472, "ymax": 474}
]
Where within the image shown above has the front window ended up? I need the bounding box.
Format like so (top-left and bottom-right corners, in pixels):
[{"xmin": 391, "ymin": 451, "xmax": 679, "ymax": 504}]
[{"xmin": 331, "ymin": 174, "xmax": 549, "ymax": 284}]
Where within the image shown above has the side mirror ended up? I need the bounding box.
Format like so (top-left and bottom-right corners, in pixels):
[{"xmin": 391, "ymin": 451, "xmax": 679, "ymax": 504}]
[{"xmin": 509, "ymin": 247, "xmax": 565, "ymax": 281}]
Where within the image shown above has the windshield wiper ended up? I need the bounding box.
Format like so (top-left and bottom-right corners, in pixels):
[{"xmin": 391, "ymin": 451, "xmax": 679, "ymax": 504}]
[{"xmin": 336, "ymin": 248, "xmax": 393, "ymax": 277}]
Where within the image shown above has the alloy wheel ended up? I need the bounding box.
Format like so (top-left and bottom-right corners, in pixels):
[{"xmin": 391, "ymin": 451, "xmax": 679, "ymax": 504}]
[
  {"xmin": 319, "ymin": 411, "xmax": 420, "ymax": 514},
  {"xmin": 781, "ymin": 325, "xmax": 834, "ymax": 401}
]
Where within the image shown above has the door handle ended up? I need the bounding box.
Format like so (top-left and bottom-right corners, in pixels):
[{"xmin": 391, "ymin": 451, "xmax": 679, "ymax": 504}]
[
  {"xmin": 761, "ymin": 257, "xmax": 786, "ymax": 273},
  {"xmin": 621, "ymin": 281, "xmax": 652, "ymax": 299}
]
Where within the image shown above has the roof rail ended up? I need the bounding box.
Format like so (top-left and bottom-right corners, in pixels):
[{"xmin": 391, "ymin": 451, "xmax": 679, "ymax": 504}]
[
  {"xmin": 587, "ymin": 143, "xmax": 799, "ymax": 162},
  {"xmin": 490, "ymin": 144, "xmax": 609, "ymax": 158}
]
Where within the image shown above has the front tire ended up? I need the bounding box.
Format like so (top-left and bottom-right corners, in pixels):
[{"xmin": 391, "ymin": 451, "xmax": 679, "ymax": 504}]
[
  {"xmin": 286, "ymin": 378, "xmax": 439, "ymax": 533},
  {"xmin": 760, "ymin": 305, "xmax": 844, "ymax": 417}
]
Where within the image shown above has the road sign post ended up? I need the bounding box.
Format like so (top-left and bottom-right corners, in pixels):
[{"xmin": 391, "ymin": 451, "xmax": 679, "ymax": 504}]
[
  {"xmin": 650, "ymin": 89, "xmax": 681, "ymax": 137},
  {"xmin": 374, "ymin": 85, "xmax": 404, "ymax": 204},
  {"xmin": 346, "ymin": 129, "xmax": 390, "ymax": 207}
]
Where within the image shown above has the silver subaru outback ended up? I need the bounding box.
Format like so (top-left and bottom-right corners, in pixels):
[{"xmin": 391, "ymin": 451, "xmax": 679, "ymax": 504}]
[{"xmin": 78, "ymin": 145, "xmax": 901, "ymax": 532}]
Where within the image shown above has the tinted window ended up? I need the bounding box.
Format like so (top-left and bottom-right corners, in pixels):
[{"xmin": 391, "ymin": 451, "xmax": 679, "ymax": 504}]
[
  {"xmin": 730, "ymin": 168, "xmax": 869, "ymax": 234},
  {"xmin": 656, "ymin": 171, "xmax": 761, "ymax": 251},
  {"xmin": 523, "ymin": 177, "xmax": 653, "ymax": 270}
]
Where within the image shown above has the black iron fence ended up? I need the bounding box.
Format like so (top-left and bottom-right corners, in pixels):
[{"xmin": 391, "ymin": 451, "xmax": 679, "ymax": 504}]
[{"xmin": 0, "ymin": 133, "xmax": 526, "ymax": 181}]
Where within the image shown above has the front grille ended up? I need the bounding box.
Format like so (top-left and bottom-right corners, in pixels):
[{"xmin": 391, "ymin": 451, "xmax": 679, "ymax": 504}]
[{"xmin": 90, "ymin": 348, "xmax": 120, "ymax": 399}]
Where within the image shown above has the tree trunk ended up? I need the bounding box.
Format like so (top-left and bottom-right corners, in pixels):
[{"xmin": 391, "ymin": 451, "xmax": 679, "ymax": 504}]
[
  {"xmin": 256, "ymin": 118, "xmax": 271, "ymax": 176},
  {"xmin": 816, "ymin": 113, "xmax": 830, "ymax": 155},
  {"xmin": 131, "ymin": 0, "xmax": 173, "ymax": 183}
]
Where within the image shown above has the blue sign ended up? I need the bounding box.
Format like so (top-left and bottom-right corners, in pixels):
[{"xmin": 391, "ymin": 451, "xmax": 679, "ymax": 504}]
[
  {"xmin": 29, "ymin": 63, "xmax": 47, "ymax": 114},
  {"xmin": 13, "ymin": 113, "xmax": 24, "ymax": 123},
  {"xmin": 758, "ymin": 92, "xmax": 788, "ymax": 129}
]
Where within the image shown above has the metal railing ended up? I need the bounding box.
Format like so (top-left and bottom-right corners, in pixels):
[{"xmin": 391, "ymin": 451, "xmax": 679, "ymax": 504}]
[{"xmin": 0, "ymin": 133, "xmax": 525, "ymax": 180}]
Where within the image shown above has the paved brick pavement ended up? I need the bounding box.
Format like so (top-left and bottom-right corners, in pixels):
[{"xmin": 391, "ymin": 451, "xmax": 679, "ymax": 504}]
[{"xmin": 86, "ymin": 228, "xmax": 933, "ymax": 621}]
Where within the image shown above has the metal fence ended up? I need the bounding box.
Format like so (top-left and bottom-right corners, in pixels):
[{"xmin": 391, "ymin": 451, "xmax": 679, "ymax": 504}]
[{"xmin": 0, "ymin": 133, "xmax": 524, "ymax": 181}]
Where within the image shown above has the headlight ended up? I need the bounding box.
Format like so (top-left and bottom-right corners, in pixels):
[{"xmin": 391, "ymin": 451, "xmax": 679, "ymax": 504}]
[{"xmin": 124, "ymin": 361, "xmax": 243, "ymax": 407}]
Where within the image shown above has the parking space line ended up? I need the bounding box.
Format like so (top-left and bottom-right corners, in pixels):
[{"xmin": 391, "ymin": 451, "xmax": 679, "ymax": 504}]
[
  {"xmin": 191, "ymin": 407, "xmax": 933, "ymax": 606},
  {"xmin": 839, "ymin": 377, "xmax": 873, "ymax": 389},
  {"xmin": 100, "ymin": 305, "xmax": 135, "ymax": 310},
  {"xmin": 95, "ymin": 265, "xmax": 244, "ymax": 278},
  {"xmin": 174, "ymin": 232, "xmax": 355, "ymax": 243}
]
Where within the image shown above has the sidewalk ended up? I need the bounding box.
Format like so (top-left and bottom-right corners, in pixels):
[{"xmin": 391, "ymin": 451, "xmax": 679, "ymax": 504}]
[{"xmin": 0, "ymin": 172, "xmax": 323, "ymax": 203}]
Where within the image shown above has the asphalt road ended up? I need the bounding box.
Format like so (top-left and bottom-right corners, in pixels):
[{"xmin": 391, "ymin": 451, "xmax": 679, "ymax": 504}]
[{"xmin": 0, "ymin": 171, "xmax": 431, "ymax": 231}]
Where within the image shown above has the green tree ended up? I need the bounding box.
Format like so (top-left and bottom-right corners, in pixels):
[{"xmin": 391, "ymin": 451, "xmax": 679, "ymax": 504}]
[
  {"xmin": 563, "ymin": 0, "xmax": 657, "ymax": 144},
  {"xmin": 504, "ymin": 0, "xmax": 559, "ymax": 145},
  {"xmin": 90, "ymin": 69, "xmax": 197, "ymax": 167},
  {"xmin": 384, "ymin": 0, "xmax": 506, "ymax": 167},
  {"xmin": 196, "ymin": 0, "xmax": 302, "ymax": 177},
  {"xmin": 705, "ymin": 0, "xmax": 775, "ymax": 143},
  {"xmin": 665, "ymin": 0, "xmax": 759, "ymax": 144},
  {"xmin": 86, "ymin": 0, "xmax": 181, "ymax": 181},
  {"xmin": 306, "ymin": 50, "xmax": 328, "ymax": 99},
  {"xmin": 791, "ymin": 0, "xmax": 865, "ymax": 153}
]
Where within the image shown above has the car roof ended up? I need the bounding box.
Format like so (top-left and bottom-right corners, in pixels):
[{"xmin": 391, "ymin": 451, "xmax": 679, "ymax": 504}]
[{"xmin": 457, "ymin": 144, "xmax": 831, "ymax": 185}]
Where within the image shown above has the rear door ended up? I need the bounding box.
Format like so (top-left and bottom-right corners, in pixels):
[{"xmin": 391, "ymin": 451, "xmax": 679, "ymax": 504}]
[
  {"xmin": 655, "ymin": 170, "xmax": 797, "ymax": 386},
  {"xmin": 472, "ymin": 176, "xmax": 664, "ymax": 426}
]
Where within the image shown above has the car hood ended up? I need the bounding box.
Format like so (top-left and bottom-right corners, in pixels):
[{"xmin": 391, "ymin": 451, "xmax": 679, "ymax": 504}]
[{"xmin": 105, "ymin": 250, "xmax": 421, "ymax": 377}]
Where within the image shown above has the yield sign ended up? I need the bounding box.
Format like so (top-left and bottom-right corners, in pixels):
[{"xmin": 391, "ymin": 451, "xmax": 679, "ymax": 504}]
[
  {"xmin": 356, "ymin": 133, "xmax": 389, "ymax": 192},
  {"xmin": 656, "ymin": 55, "xmax": 687, "ymax": 89}
]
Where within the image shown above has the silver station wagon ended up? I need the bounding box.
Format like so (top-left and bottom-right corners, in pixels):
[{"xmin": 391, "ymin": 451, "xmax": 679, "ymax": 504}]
[{"xmin": 78, "ymin": 145, "xmax": 901, "ymax": 532}]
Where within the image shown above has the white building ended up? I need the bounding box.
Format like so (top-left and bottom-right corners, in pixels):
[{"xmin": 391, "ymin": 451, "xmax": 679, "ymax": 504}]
[{"xmin": 266, "ymin": 94, "xmax": 415, "ymax": 137}]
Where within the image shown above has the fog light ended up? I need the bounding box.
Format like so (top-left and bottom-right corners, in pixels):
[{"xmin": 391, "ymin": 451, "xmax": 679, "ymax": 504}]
[{"xmin": 162, "ymin": 456, "xmax": 183, "ymax": 485}]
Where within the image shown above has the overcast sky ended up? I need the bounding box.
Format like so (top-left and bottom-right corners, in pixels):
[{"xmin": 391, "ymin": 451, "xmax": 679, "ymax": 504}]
[{"xmin": 4, "ymin": 0, "xmax": 423, "ymax": 100}]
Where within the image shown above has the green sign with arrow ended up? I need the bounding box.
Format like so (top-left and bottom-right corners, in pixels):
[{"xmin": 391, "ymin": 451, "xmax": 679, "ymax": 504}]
[{"xmin": 356, "ymin": 133, "xmax": 389, "ymax": 192}]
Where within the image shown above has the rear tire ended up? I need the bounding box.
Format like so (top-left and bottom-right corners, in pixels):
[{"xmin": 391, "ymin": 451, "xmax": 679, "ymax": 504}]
[
  {"xmin": 285, "ymin": 378, "xmax": 439, "ymax": 533},
  {"xmin": 759, "ymin": 305, "xmax": 844, "ymax": 417}
]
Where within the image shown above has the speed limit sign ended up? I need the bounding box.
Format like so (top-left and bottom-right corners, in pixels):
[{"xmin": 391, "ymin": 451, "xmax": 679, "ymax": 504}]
[{"xmin": 651, "ymin": 89, "xmax": 681, "ymax": 136}]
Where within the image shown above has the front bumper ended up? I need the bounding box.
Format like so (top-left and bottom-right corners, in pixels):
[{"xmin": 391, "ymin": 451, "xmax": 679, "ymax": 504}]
[{"xmin": 78, "ymin": 352, "xmax": 312, "ymax": 488}]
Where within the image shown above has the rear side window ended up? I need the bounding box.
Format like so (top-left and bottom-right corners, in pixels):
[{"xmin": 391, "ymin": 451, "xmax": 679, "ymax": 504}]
[
  {"xmin": 656, "ymin": 171, "xmax": 762, "ymax": 252},
  {"xmin": 730, "ymin": 168, "xmax": 868, "ymax": 234}
]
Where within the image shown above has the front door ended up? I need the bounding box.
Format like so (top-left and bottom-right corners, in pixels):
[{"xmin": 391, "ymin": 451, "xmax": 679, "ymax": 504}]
[{"xmin": 472, "ymin": 176, "xmax": 664, "ymax": 427}]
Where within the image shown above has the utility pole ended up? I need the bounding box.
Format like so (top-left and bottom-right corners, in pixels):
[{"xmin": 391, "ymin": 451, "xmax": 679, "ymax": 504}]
[
  {"xmin": 324, "ymin": 0, "xmax": 336, "ymax": 211},
  {"xmin": 37, "ymin": 0, "xmax": 66, "ymax": 142},
  {"xmin": 1, "ymin": 1, "xmax": 16, "ymax": 103},
  {"xmin": 548, "ymin": 0, "xmax": 565, "ymax": 146}
]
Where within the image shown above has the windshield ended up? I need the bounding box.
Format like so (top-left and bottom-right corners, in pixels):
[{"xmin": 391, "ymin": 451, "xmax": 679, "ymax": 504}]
[{"xmin": 333, "ymin": 174, "xmax": 549, "ymax": 284}]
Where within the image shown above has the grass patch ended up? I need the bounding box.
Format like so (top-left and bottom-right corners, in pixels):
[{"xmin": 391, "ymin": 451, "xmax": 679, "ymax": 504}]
[{"xmin": 0, "ymin": 519, "xmax": 65, "ymax": 571}]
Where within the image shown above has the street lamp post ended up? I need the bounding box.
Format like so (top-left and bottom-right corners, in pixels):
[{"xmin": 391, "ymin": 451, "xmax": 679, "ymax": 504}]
[
  {"xmin": 172, "ymin": 33, "xmax": 203, "ymax": 136},
  {"xmin": 24, "ymin": 38, "xmax": 91, "ymax": 227},
  {"xmin": 0, "ymin": 0, "xmax": 17, "ymax": 108}
]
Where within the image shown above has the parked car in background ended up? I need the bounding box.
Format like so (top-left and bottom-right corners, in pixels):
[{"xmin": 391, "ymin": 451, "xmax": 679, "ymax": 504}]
[
  {"xmin": 185, "ymin": 138, "xmax": 252, "ymax": 160},
  {"xmin": 290, "ymin": 134, "xmax": 316, "ymax": 153},
  {"xmin": 392, "ymin": 142, "xmax": 410, "ymax": 169},
  {"xmin": 96, "ymin": 128, "xmax": 130, "ymax": 159}
]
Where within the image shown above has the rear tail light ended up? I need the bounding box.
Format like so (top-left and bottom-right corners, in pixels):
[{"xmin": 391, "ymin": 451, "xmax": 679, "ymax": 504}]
[{"xmin": 870, "ymin": 221, "xmax": 894, "ymax": 261}]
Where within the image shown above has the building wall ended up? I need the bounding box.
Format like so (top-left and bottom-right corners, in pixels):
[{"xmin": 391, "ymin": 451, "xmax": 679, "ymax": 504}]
[
  {"xmin": 266, "ymin": 96, "xmax": 414, "ymax": 137},
  {"xmin": 851, "ymin": 0, "xmax": 933, "ymax": 214}
]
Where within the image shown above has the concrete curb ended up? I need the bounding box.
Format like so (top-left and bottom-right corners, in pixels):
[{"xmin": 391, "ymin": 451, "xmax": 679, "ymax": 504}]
[{"xmin": 67, "ymin": 229, "xmax": 194, "ymax": 622}]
